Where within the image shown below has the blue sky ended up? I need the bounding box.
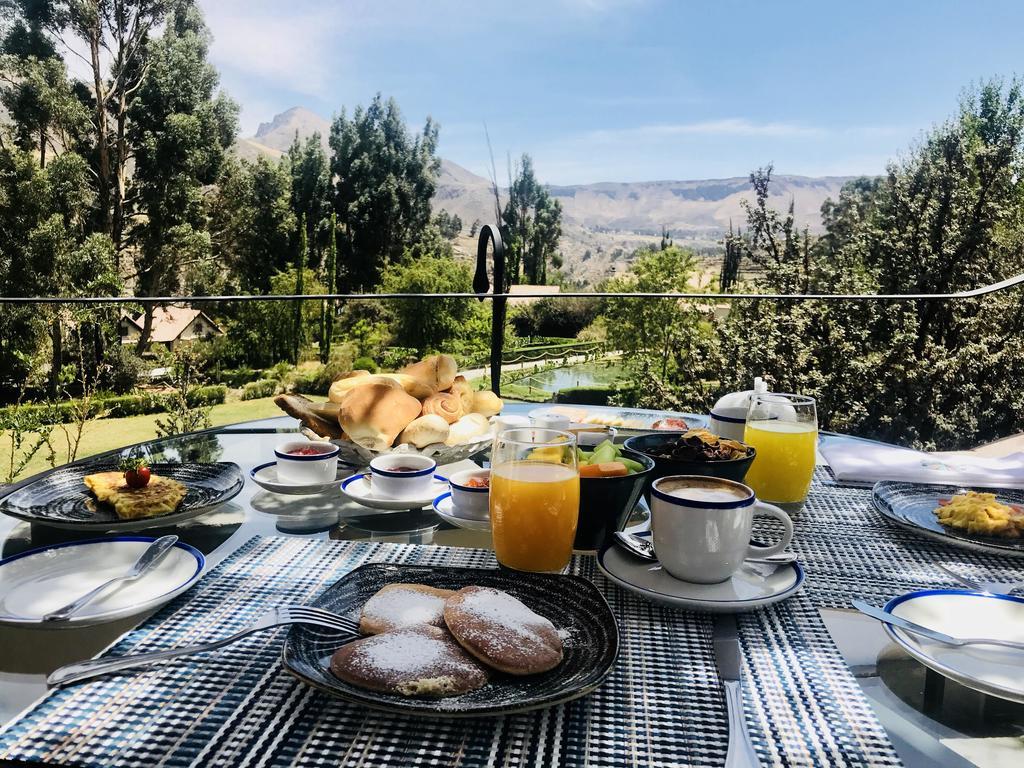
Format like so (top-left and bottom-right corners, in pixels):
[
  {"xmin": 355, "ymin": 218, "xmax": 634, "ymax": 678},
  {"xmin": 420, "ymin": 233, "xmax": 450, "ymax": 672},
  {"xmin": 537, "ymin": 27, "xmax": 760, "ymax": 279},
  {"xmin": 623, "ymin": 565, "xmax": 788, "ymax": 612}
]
[{"xmin": 199, "ymin": 0, "xmax": 1024, "ymax": 184}]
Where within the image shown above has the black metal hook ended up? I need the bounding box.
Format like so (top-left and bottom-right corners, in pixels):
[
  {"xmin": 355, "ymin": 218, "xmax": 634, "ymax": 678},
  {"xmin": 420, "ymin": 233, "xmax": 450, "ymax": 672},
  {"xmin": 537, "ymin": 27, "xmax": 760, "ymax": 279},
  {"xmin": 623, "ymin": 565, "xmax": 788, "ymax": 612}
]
[{"xmin": 472, "ymin": 225, "xmax": 507, "ymax": 395}]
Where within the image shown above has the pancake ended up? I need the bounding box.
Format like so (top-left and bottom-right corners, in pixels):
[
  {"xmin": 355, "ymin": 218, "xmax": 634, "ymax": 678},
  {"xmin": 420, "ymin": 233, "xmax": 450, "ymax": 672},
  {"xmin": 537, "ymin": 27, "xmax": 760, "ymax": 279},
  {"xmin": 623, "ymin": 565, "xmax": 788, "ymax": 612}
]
[
  {"xmin": 82, "ymin": 472, "xmax": 188, "ymax": 520},
  {"xmin": 359, "ymin": 583, "xmax": 457, "ymax": 635},
  {"xmin": 444, "ymin": 586, "xmax": 563, "ymax": 675},
  {"xmin": 330, "ymin": 624, "xmax": 490, "ymax": 697}
]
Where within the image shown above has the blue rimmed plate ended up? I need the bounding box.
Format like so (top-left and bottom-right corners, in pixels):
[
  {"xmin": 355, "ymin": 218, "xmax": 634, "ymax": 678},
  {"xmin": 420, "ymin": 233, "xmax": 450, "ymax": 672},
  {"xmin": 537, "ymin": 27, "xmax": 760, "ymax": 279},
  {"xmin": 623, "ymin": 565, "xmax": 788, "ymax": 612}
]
[
  {"xmin": 597, "ymin": 532, "xmax": 804, "ymax": 613},
  {"xmin": 432, "ymin": 492, "xmax": 491, "ymax": 532},
  {"xmin": 882, "ymin": 589, "xmax": 1024, "ymax": 704},
  {"xmin": 0, "ymin": 462, "xmax": 244, "ymax": 531},
  {"xmin": 250, "ymin": 461, "xmax": 357, "ymax": 496},
  {"xmin": 340, "ymin": 473, "xmax": 449, "ymax": 511},
  {"xmin": 0, "ymin": 536, "xmax": 205, "ymax": 627}
]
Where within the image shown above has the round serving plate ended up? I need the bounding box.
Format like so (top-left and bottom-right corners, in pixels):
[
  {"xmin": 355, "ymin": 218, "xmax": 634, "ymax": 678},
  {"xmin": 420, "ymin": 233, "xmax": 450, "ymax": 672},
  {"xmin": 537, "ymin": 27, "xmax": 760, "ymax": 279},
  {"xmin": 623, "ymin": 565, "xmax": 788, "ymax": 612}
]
[
  {"xmin": 0, "ymin": 536, "xmax": 205, "ymax": 627},
  {"xmin": 872, "ymin": 482, "xmax": 1024, "ymax": 558},
  {"xmin": 527, "ymin": 407, "xmax": 707, "ymax": 435},
  {"xmin": 340, "ymin": 473, "xmax": 450, "ymax": 511},
  {"xmin": 0, "ymin": 462, "xmax": 245, "ymax": 532},
  {"xmin": 432, "ymin": 492, "xmax": 492, "ymax": 532},
  {"xmin": 282, "ymin": 562, "xmax": 619, "ymax": 716},
  {"xmin": 597, "ymin": 538, "xmax": 804, "ymax": 613},
  {"xmin": 882, "ymin": 589, "xmax": 1024, "ymax": 704}
]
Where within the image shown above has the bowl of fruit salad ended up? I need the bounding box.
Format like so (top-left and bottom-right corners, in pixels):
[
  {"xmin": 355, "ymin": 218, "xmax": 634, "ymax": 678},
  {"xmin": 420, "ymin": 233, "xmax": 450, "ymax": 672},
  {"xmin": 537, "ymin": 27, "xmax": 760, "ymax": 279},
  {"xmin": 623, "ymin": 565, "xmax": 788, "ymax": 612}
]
[
  {"xmin": 447, "ymin": 468, "xmax": 490, "ymax": 520},
  {"xmin": 574, "ymin": 440, "xmax": 654, "ymax": 551}
]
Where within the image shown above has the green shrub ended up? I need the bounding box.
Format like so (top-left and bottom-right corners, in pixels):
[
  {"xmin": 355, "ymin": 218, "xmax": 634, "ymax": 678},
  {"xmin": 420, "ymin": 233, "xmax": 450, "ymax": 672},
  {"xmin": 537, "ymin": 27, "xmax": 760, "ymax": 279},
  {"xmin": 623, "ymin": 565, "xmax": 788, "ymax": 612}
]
[
  {"xmin": 554, "ymin": 385, "xmax": 612, "ymax": 406},
  {"xmin": 102, "ymin": 347, "xmax": 147, "ymax": 394},
  {"xmin": 242, "ymin": 379, "xmax": 278, "ymax": 400},
  {"xmin": 186, "ymin": 385, "xmax": 227, "ymax": 407},
  {"xmin": 352, "ymin": 356, "xmax": 378, "ymax": 373},
  {"xmin": 101, "ymin": 392, "xmax": 163, "ymax": 418},
  {"xmin": 215, "ymin": 367, "xmax": 260, "ymax": 387},
  {"xmin": 266, "ymin": 361, "xmax": 294, "ymax": 382}
]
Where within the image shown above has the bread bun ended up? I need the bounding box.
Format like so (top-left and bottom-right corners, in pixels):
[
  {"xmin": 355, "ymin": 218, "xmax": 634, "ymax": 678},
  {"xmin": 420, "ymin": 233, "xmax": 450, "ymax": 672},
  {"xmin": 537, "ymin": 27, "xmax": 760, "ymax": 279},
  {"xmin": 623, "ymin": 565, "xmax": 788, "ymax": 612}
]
[
  {"xmin": 420, "ymin": 392, "xmax": 463, "ymax": 424},
  {"xmin": 449, "ymin": 375, "xmax": 474, "ymax": 414},
  {"xmin": 470, "ymin": 390, "xmax": 503, "ymax": 418},
  {"xmin": 337, "ymin": 382, "xmax": 422, "ymax": 452},
  {"xmin": 397, "ymin": 414, "xmax": 450, "ymax": 448},
  {"xmin": 328, "ymin": 373, "xmax": 432, "ymax": 403},
  {"xmin": 402, "ymin": 355, "xmax": 457, "ymax": 391},
  {"xmin": 445, "ymin": 413, "xmax": 491, "ymax": 446}
]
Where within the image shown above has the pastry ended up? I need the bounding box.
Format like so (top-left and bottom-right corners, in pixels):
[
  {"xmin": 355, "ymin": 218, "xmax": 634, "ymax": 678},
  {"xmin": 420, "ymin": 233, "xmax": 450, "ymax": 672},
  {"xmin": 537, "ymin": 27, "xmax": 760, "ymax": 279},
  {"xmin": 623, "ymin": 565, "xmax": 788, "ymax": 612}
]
[
  {"xmin": 445, "ymin": 413, "xmax": 490, "ymax": 446},
  {"xmin": 397, "ymin": 414, "xmax": 450, "ymax": 448},
  {"xmin": 274, "ymin": 394, "xmax": 344, "ymax": 439},
  {"xmin": 402, "ymin": 354, "xmax": 457, "ymax": 392},
  {"xmin": 330, "ymin": 624, "xmax": 490, "ymax": 697},
  {"xmin": 470, "ymin": 390, "xmax": 503, "ymax": 418},
  {"xmin": 420, "ymin": 392, "xmax": 463, "ymax": 424},
  {"xmin": 337, "ymin": 382, "xmax": 422, "ymax": 452},
  {"xmin": 83, "ymin": 471, "xmax": 188, "ymax": 520},
  {"xmin": 444, "ymin": 586, "xmax": 563, "ymax": 675},
  {"xmin": 448, "ymin": 375, "xmax": 474, "ymax": 414},
  {"xmin": 359, "ymin": 583, "xmax": 457, "ymax": 634},
  {"xmin": 328, "ymin": 373, "xmax": 433, "ymax": 402}
]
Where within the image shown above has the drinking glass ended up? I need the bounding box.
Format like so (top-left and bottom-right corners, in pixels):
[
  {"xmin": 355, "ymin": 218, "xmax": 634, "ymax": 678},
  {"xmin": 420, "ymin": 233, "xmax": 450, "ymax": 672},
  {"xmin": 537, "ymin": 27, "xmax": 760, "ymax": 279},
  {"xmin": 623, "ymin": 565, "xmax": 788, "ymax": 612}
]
[
  {"xmin": 490, "ymin": 428, "xmax": 580, "ymax": 572},
  {"xmin": 743, "ymin": 393, "xmax": 818, "ymax": 511}
]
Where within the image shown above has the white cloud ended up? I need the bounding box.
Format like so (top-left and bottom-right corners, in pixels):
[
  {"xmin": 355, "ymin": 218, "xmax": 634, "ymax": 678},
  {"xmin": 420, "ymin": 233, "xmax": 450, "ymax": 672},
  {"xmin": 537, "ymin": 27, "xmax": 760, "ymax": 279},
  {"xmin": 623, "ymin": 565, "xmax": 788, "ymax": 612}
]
[{"xmin": 583, "ymin": 118, "xmax": 827, "ymax": 143}]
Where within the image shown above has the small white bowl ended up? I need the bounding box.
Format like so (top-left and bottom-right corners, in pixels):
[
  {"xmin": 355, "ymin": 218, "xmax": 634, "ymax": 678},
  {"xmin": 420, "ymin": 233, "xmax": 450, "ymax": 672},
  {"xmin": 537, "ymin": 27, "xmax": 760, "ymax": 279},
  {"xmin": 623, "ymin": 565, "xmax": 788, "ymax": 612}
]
[
  {"xmin": 530, "ymin": 410, "xmax": 572, "ymax": 430},
  {"xmin": 448, "ymin": 468, "xmax": 491, "ymax": 520},
  {"xmin": 368, "ymin": 454, "xmax": 437, "ymax": 500},
  {"xmin": 274, "ymin": 441, "xmax": 340, "ymax": 485}
]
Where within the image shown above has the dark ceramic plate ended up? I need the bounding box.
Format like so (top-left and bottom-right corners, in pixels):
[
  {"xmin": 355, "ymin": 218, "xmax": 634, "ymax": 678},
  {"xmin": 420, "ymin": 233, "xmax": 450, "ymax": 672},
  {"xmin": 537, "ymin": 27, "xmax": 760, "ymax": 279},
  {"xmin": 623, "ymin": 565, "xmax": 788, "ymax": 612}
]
[
  {"xmin": 282, "ymin": 563, "xmax": 620, "ymax": 716},
  {"xmin": 872, "ymin": 481, "xmax": 1024, "ymax": 557},
  {"xmin": 0, "ymin": 462, "xmax": 244, "ymax": 531}
]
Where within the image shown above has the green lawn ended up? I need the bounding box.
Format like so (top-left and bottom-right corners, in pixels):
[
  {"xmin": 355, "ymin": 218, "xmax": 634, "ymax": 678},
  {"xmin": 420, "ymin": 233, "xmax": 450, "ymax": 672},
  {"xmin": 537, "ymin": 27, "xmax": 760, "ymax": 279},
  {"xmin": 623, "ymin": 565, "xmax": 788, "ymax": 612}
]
[{"xmin": 0, "ymin": 396, "xmax": 313, "ymax": 483}]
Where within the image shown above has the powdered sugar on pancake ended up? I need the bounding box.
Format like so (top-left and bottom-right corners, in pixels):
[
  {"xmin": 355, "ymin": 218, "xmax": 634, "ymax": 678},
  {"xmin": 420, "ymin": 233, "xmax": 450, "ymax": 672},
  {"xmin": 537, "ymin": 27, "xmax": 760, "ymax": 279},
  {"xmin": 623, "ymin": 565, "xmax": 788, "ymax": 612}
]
[
  {"xmin": 456, "ymin": 587, "xmax": 555, "ymax": 641},
  {"xmin": 361, "ymin": 586, "xmax": 448, "ymax": 631}
]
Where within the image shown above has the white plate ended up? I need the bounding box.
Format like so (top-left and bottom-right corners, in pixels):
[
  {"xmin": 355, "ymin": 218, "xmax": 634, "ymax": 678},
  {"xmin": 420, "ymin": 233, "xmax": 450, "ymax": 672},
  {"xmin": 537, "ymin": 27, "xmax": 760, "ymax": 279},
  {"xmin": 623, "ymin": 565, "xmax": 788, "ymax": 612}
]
[
  {"xmin": 883, "ymin": 590, "xmax": 1024, "ymax": 704},
  {"xmin": 0, "ymin": 536, "xmax": 205, "ymax": 627},
  {"xmin": 432, "ymin": 492, "xmax": 492, "ymax": 532},
  {"xmin": 339, "ymin": 473, "xmax": 449, "ymax": 511},
  {"xmin": 597, "ymin": 540, "xmax": 804, "ymax": 613},
  {"xmin": 249, "ymin": 461, "xmax": 356, "ymax": 496}
]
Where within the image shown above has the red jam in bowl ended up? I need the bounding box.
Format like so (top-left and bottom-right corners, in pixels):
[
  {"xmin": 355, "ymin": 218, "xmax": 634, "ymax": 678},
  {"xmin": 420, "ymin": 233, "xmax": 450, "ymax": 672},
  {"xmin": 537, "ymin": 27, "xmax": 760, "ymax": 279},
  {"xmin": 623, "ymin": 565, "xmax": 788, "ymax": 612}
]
[
  {"xmin": 287, "ymin": 446, "xmax": 331, "ymax": 456},
  {"xmin": 386, "ymin": 465, "xmax": 421, "ymax": 472}
]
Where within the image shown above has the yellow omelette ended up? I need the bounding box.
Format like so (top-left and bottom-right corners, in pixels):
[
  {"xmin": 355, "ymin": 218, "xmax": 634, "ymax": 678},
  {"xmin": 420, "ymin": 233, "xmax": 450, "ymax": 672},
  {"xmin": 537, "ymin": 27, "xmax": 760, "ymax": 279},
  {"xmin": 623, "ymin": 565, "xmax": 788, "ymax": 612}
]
[{"xmin": 83, "ymin": 471, "xmax": 188, "ymax": 520}]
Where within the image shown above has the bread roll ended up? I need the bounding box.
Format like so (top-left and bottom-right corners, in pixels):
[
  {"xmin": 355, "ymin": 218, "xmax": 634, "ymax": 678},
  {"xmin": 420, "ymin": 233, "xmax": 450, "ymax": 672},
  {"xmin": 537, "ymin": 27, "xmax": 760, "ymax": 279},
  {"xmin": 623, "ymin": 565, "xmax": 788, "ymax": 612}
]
[
  {"xmin": 420, "ymin": 392, "xmax": 463, "ymax": 424},
  {"xmin": 397, "ymin": 414, "xmax": 450, "ymax": 448},
  {"xmin": 337, "ymin": 382, "xmax": 422, "ymax": 452},
  {"xmin": 470, "ymin": 390, "xmax": 503, "ymax": 418},
  {"xmin": 445, "ymin": 413, "xmax": 491, "ymax": 446},
  {"xmin": 274, "ymin": 394, "xmax": 344, "ymax": 439},
  {"xmin": 328, "ymin": 373, "xmax": 432, "ymax": 403},
  {"xmin": 402, "ymin": 355, "xmax": 457, "ymax": 392},
  {"xmin": 449, "ymin": 375, "xmax": 474, "ymax": 414}
]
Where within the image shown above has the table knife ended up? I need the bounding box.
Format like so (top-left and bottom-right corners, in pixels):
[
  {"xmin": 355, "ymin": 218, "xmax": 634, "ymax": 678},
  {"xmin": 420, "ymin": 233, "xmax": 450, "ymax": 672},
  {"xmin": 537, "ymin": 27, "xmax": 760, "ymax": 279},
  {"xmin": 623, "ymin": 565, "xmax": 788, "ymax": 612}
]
[{"xmin": 713, "ymin": 614, "xmax": 763, "ymax": 768}]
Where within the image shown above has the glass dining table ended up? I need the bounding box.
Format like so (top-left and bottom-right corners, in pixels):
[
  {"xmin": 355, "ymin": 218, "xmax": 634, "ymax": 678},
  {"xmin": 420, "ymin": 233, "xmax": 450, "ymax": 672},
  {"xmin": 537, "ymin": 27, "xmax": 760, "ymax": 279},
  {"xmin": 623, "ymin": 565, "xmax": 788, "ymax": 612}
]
[{"xmin": 0, "ymin": 403, "xmax": 1019, "ymax": 767}]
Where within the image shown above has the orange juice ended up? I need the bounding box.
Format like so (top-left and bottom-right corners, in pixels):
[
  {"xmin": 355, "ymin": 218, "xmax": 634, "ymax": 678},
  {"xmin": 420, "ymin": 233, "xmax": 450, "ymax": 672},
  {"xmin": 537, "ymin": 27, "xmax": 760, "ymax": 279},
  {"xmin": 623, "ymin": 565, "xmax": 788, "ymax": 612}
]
[
  {"xmin": 743, "ymin": 420, "xmax": 817, "ymax": 503},
  {"xmin": 490, "ymin": 461, "xmax": 580, "ymax": 572}
]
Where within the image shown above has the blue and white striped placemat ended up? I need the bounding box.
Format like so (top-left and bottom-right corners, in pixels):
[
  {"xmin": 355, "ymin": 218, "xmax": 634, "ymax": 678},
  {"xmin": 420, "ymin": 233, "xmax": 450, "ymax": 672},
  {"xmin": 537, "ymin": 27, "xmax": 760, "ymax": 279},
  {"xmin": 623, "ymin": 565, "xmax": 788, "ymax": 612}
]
[{"xmin": 0, "ymin": 533, "xmax": 900, "ymax": 768}]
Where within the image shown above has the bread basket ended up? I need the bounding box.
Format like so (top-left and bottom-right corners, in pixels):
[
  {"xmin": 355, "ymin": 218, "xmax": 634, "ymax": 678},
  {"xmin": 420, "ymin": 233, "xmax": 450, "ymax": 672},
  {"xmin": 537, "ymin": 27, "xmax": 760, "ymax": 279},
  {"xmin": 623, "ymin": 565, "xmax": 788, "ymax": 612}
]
[{"xmin": 299, "ymin": 429, "xmax": 493, "ymax": 467}]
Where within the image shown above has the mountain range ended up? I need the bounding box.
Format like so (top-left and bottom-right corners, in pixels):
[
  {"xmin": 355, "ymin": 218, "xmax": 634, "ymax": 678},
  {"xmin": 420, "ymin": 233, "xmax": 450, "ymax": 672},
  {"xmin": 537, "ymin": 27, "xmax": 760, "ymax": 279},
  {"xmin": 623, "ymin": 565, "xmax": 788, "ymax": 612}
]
[{"xmin": 236, "ymin": 107, "xmax": 858, "ymax": 283}]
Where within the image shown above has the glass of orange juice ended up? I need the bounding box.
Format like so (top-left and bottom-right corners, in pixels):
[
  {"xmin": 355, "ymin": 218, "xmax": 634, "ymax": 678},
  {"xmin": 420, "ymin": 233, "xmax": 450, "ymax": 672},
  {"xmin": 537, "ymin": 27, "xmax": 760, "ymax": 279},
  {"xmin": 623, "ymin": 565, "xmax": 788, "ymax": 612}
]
[
  {"xmin": 490, "ymin": 428, "xmax": 580, "ymax": 573},
  {"xmin": 743, "ymin": 394, "xmax": 818, "ymax": 512}
]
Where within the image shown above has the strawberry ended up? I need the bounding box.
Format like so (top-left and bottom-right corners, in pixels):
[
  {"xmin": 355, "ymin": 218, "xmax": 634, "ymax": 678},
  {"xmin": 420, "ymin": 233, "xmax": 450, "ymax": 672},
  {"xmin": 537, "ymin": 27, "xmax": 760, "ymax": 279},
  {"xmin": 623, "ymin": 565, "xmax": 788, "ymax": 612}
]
[{"xmin": 119, "ymin": 457, "xmax": 151, "ymax": 489}]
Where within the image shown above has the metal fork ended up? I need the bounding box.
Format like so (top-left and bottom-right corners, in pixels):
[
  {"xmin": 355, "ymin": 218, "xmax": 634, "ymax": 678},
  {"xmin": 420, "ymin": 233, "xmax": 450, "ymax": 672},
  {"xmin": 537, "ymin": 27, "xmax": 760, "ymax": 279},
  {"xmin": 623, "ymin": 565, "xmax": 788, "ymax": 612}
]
[
  {"xmin": 936, "ymin": 564, "xmax": 1024, "ymax": 596},
  {"xmin": 48, "ymin": 606, "xmax": 359, "ymax": 687}
]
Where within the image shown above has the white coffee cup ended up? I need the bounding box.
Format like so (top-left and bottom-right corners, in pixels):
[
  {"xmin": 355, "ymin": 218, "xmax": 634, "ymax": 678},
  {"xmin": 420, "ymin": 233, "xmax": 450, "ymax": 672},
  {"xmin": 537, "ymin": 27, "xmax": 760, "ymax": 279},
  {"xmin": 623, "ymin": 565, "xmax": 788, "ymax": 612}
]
[{"xmin": 650, "ymin": 475, "xmax": 793, "ymax": 584}]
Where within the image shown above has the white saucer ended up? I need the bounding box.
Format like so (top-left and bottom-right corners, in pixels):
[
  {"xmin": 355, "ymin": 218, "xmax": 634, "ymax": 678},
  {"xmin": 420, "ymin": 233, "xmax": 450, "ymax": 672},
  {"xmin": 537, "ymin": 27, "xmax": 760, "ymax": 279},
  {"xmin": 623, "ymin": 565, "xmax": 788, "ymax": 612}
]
[
  {"xmin": 432, "ymin": 492, "xmax": 492, "ymax": 532},
  {"xmin": 0, "ymin": 537, "xmax": 205, "ymax": 627},
  {"xmin": 250, "ymin": 461, "xmax": 356, "ymax": 496},
  {"xmin": 597, "ymin": 541, "xmax": 804, "ymax": 613},
  {"xmin": 882, "ymin": 590, "xmax": 1024, "ymax": 704},
  {"xmin": 340, "ymin": 473, "xmax": 449, "ymax": 511}
]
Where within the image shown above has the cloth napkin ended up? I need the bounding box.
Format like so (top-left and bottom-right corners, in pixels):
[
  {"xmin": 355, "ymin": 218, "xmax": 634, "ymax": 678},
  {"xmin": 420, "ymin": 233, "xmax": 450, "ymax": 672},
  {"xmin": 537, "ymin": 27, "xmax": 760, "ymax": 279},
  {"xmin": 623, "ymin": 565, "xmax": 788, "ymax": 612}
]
[{"xmin": 820, "ymin": 439, "xmax": 1024, "ymax": 488}]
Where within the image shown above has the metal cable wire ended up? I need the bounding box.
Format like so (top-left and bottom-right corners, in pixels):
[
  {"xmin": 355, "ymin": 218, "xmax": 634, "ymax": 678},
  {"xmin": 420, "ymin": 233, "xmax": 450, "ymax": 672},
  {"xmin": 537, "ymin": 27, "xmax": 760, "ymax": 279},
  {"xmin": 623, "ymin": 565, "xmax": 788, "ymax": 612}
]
[{"xmin": 0, "ymin": 272, "xmax": 1021, "ymax": 304}]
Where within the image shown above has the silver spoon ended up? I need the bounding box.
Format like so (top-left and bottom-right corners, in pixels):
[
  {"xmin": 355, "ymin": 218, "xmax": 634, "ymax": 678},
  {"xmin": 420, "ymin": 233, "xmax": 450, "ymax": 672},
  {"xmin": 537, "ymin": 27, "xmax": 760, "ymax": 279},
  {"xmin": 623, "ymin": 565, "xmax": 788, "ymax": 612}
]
[
  {"xmin": 42, "ymin": 536, "xmax": 179, "ymax": 622},
  {"xmin": 613, "ymin": 531, "xmax": 797, "ymax": 565}
]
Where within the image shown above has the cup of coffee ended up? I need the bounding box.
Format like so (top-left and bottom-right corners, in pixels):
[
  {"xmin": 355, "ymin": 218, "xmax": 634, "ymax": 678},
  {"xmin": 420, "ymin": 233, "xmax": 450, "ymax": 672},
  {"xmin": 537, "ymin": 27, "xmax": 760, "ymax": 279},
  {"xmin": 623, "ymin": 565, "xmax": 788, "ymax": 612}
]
[{"xmin": 650, "ymin": 475, "xmax": 793, "ymax": 584}]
